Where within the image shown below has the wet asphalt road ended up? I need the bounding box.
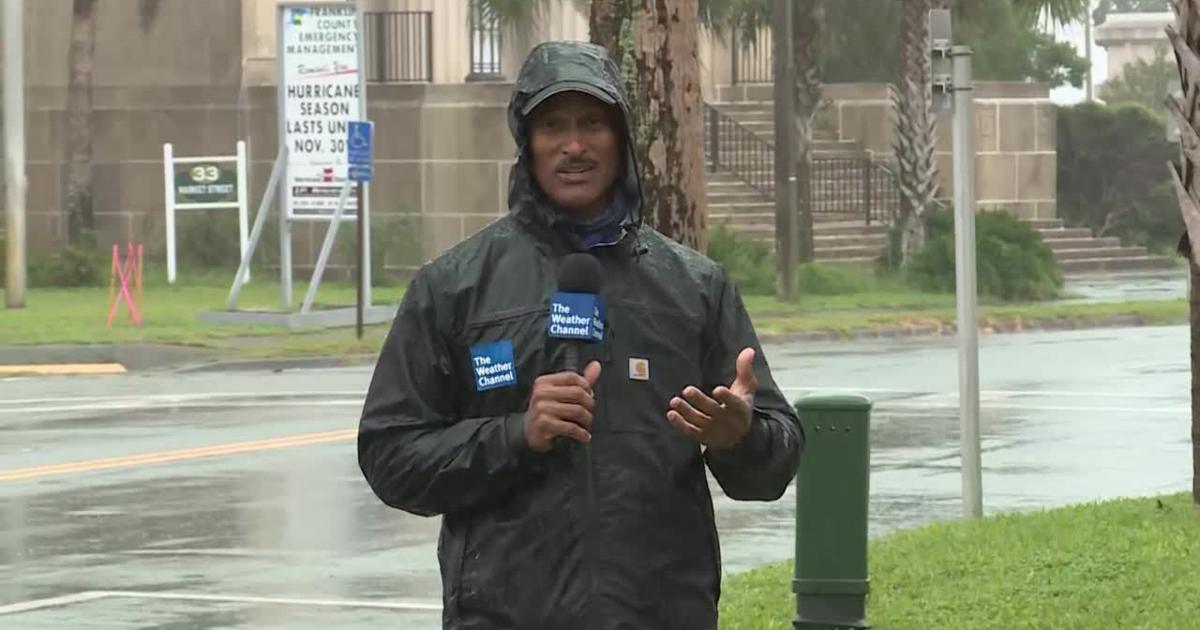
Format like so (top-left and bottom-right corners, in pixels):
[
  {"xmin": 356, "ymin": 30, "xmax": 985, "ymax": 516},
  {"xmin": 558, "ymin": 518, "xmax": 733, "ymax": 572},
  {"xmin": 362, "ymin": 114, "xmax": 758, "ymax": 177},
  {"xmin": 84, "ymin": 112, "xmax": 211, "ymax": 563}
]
[{"xmin": 1, "ymin": 326, "xmax": 1192, "ymax": 628}]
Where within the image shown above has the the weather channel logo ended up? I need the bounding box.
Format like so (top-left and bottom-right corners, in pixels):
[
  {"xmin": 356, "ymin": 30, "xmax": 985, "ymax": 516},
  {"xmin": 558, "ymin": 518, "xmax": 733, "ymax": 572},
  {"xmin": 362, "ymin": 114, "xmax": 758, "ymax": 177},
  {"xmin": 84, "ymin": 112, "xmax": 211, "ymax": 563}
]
[
  {"xmin": 549, "ymin": 292, "xmax": 605, "ymax": 342},
  {"xmin": 470, "ymin": 340, "xmax": 517, "ymax": 392}
]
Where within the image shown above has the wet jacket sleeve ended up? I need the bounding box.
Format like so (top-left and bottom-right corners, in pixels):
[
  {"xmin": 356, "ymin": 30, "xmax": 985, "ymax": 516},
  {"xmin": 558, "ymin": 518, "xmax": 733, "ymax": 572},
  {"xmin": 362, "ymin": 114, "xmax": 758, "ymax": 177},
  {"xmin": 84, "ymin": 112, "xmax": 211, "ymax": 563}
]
[
  {"xmin": 358, "ymin": 268, "xmax": 542, "ymax": 517},
  {"xmin": 702, "ymin": 271, "xmax": 805, "ymax": 501}
]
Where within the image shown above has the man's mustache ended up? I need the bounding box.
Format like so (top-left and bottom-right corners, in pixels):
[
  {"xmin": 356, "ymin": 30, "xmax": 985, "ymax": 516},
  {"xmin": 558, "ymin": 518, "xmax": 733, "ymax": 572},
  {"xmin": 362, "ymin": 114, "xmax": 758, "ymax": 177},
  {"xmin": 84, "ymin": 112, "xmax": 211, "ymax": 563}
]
[{"xmin": 556, "ymin": 158, "xmax": 596, "ymax": 172}]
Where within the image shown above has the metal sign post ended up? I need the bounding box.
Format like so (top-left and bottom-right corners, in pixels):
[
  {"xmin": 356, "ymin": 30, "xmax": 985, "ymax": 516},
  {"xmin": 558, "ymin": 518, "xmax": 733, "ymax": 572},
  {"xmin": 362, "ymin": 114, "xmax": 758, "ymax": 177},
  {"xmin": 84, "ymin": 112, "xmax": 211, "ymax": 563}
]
[
  {"xmin": 951, "ymin": 44, "xmax": 982, "ymax": 520},
  {"xmin": 930, "ymin": 9, "xmax": 982, "ymax": 520},
  {"xmin": 163, "ymin": 141, "xmax": 250, "ymax": 285},
  {"xmin": 347, "ymin": 121, "xmax": 374, "ymax": 339},
  {"xmin": 4, "ymin": 0, "xmax": 27, "ymax": 309}
]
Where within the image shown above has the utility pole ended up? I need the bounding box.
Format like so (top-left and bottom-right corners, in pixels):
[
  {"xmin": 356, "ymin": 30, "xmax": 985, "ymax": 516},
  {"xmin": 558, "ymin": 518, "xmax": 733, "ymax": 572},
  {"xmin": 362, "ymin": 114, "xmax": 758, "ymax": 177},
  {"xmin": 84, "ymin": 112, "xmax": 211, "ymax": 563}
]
[
  {"xmin": 772, "ymin": 0, "xmax": 798, "ymax": 301},
  {"xmin": 951, "ymin": 45, "xmax": 982, "ymax": 520},
  {"xmin": 4, "ymin": 0, "xmax": 27, "ymax": 309}
]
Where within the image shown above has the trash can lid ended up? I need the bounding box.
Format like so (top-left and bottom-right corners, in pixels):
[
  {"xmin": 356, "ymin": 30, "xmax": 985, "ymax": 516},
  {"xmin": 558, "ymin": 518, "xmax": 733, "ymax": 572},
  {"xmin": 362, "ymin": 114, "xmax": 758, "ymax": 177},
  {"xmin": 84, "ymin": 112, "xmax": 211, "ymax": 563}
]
[{"xmin": 793, "ymin": 393, "xmax": 873, "ymax": 412}]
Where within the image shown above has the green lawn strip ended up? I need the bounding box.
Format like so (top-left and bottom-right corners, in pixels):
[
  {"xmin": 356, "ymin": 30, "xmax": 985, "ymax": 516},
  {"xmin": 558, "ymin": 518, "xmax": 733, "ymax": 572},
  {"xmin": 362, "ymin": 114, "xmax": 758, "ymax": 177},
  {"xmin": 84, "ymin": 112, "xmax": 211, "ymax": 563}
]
[
  {"xmin": 0, "ymin": 277, "xmax": 1187, "ymax": 358},
  {"xmin": 0, "ymin": 276, "xmax": 404, "ymax": 347},
  {"xmin": 719, "ymin": 493, "xmax": 1200, "ymax": 630},
  {"xmin": 752, "ymin": 299, "xmax": 1188, "ymax": 337}
]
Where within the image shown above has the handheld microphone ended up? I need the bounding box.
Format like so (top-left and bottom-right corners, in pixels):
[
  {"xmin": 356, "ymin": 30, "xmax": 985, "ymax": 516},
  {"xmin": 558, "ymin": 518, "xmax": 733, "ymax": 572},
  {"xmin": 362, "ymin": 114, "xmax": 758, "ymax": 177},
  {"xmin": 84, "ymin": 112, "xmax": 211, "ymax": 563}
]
[{"xmin": 550, "ymin": 253, "xmax": 606, "ymax": 373}]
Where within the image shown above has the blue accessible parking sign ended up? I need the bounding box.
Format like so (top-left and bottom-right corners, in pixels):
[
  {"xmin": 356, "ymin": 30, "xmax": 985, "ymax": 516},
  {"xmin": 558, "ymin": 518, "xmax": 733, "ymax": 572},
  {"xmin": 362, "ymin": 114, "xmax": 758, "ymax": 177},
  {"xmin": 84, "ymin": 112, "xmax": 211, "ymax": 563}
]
[{"xmin": 347, "ymin": 121, "xmax": 373, "ymax": 182}]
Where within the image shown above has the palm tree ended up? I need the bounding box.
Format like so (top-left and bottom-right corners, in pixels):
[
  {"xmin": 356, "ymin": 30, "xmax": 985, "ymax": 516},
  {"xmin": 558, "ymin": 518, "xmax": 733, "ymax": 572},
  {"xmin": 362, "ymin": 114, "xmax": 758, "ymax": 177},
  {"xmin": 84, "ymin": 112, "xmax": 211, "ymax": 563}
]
[
  {"xmin": 891, "ymin": 0, "xmax": 1090, "ymax": 269},
  {"xmin": 1165, "ymin": 0, "xmax": 1200, "ymax": 508},
  {"xmin": 630, "ymin": 0, "xmax": 709, "ymax": 251},
  {"xmin": 892, "ymin": 0, "xmax": 946, "ymax": 267},
  {"xmin": 65, "ymin": 0, "xmax": 98, "ymax": 247}
]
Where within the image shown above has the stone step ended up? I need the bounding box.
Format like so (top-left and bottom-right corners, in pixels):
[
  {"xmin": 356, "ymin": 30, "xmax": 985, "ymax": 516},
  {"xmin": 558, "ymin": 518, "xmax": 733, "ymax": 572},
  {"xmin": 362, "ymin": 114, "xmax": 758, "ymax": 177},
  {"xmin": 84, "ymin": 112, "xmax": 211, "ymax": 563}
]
[
  {"xmin": 814, "ymin": 234, "xmax": 888, "ymax": 248},
  {"xmin": 709, "ymin": 201, "xmax": 775, "ymax": 213},
  {"xmin": 811, "ymin": 256, "xmax": 876, "ymax": 266},
  {"xmin": 1043, "ymin": 236, "xmax": 1121, "ymax": 251},
  {"xmin": 1059, "ymin": 256, "xmax": 1178, "ymax": 273},
  {"xmin": 814, "ymin": 221, "xmax": 890, "ymax": 236},
  {"xmin": 710, "ymin": 212, "xmax": 775, "ymax": 226},
  {"xmin": 706, "ymin": 191, "xmax": 771, "ymax": 204},
  {"xmin": 722, "ymin": 110, "xmax": 775, "ymax": 123},
  {"xmin": 1034, "ymin": 227, "xmax": 1091, "ymax": 240},
  {"xmin": 712, "ymin": 102, "xmax": 774, "ymax": 112},
  {"xmin": 1026, "ymin": 218, "xmax": 1066, "ymax": 230},
  {"xmin": 813, "ymin": 245, "xmax": 885, "ymax": 260},
  {"xmin": 1052, "ymin": 247, "xmax": 1147, "ymax": 261}
]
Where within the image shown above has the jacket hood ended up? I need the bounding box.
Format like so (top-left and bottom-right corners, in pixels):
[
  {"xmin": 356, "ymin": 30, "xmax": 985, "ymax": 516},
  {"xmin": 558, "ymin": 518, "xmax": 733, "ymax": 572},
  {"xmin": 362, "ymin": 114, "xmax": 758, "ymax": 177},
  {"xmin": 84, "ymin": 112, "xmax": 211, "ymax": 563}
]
[{"xmin": 506, "ymin": 41, "xmax": 644, "ymax": 247}]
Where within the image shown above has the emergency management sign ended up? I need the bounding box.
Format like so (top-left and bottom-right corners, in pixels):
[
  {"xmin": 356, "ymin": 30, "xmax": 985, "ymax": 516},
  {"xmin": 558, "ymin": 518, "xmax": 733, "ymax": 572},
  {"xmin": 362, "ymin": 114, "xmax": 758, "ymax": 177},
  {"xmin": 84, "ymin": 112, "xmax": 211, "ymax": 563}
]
[{"xmin": 280, "ymin": 4, "xmax": 361, "ymax": 218}]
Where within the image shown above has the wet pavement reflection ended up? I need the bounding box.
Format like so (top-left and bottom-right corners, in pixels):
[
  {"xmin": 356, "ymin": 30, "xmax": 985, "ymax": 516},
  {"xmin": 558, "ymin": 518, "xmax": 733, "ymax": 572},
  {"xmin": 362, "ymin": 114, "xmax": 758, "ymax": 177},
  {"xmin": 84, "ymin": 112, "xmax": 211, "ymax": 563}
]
[{"xmin": 1, "ymin": 326, "xmax": 1191, "ymax": 628}]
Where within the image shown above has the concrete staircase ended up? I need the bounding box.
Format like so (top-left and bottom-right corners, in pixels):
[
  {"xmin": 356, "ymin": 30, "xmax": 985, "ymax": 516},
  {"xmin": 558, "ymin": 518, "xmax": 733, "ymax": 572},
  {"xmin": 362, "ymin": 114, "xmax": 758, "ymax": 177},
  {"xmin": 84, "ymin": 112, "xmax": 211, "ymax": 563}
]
[
  {"xmin": 705, "ymin": 101, "xmax": 1177, "ymax": 275},
  {"xmin": 1025, "ymin": 220, "xmax": 1177, "ymax": 274}
]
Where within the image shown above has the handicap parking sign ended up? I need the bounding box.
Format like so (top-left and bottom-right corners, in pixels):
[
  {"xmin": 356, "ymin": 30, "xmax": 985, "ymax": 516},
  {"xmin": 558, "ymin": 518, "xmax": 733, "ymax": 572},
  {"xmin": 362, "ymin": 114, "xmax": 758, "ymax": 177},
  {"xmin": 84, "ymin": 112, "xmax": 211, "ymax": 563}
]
[{"xmin": 347, "ymin": 121, "xmax": 373, "ymax": 182}]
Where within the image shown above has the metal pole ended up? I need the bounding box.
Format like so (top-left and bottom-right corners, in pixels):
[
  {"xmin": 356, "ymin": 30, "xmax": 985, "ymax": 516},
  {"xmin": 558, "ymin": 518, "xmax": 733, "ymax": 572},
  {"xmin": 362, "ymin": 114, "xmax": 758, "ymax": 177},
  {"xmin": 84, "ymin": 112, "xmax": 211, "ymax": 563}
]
[
  {"xmin": 300, "ymin": 181, "xmax": 353, "ymax": 314},
  {"xmin": 163, "ymin": 143, "xmax": 177, "ymax": 284},
  {"xmin": 4, "ymin": 0, "xmax": 27, "ymax": 309},
  {"xmin": 355, "ymin": 0, "xmax": 372, "ymax": 308},
  {"xmin": 277, "ymin": 3, "xmax": 293, "ymax": 310},
  {"xmin": 1084, "ymin": 4, "xmax": 1093, "ymax": 103},
  {"xmin": 228, "ymin": 147, "xmax": 286, "ymax": 311},
  {"xmin": 772, "ymin": 0, "xmax": 797, "ymax": 301},
  {"xmin": 356, "ymin": 182, "xmax": 364, "ymax": 340},
  {"xmin": 951, "ymin": 45, "xmax": 982, "ymax": 519},
  {"xmin": 235, "ymin": 140, "xmax": 250, "ymax": 283}
]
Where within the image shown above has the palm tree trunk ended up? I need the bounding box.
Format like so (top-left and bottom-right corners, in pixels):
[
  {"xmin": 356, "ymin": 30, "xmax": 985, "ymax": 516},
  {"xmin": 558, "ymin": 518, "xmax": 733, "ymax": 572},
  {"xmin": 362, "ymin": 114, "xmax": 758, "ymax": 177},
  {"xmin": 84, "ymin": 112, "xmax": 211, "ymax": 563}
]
[
  {"xmin": 1192, "ymin": 263, "xmax": 1200, "ymax": 506},
  {"xmin": 1166, "ymin": 0, "xmax": 1200, "ymax": 508},
  {"xmin": 65, "ymin": 0, "xmax": 98, "ymax": 247},
  {"xmin": 893, "ymin": 0, "xmax": 944, "ymax": 268},
  {"xmin": 632, "ymin": 0, "xmax": 708, "ymax": 252},
  {"xmin": 590, "ymin": 0, "xmax": 631, "ymax": 58},
  {"xmin": 793, "ymin": 0, "xmax": 822, "ymax": 263}
]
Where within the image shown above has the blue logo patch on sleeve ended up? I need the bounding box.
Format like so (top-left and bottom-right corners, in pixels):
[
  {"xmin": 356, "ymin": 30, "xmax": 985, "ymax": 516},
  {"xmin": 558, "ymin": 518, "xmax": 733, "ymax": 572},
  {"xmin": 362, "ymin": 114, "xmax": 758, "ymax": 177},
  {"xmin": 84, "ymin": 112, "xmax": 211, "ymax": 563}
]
[{"xmin": 470, "ymin": 340, "xmax": 517, "ymax": 392}]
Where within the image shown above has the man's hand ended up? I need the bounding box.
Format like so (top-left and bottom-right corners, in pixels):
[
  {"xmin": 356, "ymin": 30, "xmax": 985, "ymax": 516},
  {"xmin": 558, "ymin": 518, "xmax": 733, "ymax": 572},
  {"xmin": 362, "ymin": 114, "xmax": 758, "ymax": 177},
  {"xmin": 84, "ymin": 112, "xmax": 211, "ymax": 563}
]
[
  {"xmin": 666, "ymin": 348, "xmax": 757, "ymax": 449},
  {"xmin": 524, "ymin": 361, "xmax": 602, "ymax": 453}
]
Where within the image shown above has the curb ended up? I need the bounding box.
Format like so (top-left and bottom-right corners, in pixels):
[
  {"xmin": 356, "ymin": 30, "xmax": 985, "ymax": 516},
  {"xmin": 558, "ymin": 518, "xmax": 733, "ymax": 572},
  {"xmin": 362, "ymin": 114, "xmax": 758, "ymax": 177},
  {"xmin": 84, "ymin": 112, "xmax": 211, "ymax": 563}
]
[
  {"xmin": 757, "ymin": 314, "xmax": 1152, "ymax": 344},
  {"xmin": 0, "ymin": 314, "xmax": 1175, "ymax": 374}
]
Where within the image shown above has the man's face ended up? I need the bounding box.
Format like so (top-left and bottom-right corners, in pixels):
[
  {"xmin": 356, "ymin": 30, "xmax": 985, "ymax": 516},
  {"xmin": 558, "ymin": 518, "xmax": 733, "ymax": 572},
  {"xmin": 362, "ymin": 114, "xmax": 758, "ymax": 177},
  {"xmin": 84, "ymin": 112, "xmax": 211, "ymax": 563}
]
[{"xmin": 528, "ymin": 91, "xmax": 621, "ymax": 219}]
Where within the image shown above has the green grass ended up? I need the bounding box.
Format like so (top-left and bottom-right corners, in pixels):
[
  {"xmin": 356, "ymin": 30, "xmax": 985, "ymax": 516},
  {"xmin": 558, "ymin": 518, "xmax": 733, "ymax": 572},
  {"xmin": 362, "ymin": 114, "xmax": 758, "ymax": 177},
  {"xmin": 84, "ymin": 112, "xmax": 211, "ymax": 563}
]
[
  {"xmin": 0, "ymin": 271, "xmax": 1189, "ymax": 359},
  {"xmin": 0, "ymin": 272, "xmax": 404, "ymax": 348},
  {"xmin": 751, "ymin": 299, "xmax": 1187, "ymax": 337},
  {"xmin": 719, "ymin": 493, "xmax": 1200, "ymax": 630}
]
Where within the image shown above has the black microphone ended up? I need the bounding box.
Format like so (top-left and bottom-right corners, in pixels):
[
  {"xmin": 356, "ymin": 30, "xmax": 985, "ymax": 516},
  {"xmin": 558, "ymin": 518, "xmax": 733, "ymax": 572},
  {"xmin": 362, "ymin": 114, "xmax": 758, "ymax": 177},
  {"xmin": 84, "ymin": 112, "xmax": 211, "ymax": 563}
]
[{"xmin": 551, "ymin": 253, "xmax": 606, "ymax": 374}]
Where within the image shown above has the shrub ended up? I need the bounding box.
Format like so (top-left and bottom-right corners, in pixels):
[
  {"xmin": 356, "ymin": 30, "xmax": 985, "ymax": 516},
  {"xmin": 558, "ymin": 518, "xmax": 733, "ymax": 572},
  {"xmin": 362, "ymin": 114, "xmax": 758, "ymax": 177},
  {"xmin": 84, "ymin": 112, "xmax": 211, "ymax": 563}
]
[
  {"xmin": 706, "ymin": 222, "xmax": 776, "ymax": 296},
  {"xmin": 796, "ymin": 261, "xmax": 876, "ymax": 295},
  {"xmin": 29, "ymin": 246, "xmax": 107, "ymax": 288},
  {"xmin": 1058, "ymin": 102, "xmax": 1182, "ymax": 251},
  {"xmin": 907, "ymin": 208, "xmax": 1063, "ymax": 301}
]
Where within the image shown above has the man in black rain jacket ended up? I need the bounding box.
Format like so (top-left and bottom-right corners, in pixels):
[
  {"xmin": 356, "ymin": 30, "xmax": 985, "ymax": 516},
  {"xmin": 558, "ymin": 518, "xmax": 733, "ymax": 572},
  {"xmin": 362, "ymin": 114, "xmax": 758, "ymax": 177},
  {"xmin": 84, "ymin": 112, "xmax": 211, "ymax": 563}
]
[{"xmin": 359, "ymin": 41, "xmax": 804, "ymax": 630}]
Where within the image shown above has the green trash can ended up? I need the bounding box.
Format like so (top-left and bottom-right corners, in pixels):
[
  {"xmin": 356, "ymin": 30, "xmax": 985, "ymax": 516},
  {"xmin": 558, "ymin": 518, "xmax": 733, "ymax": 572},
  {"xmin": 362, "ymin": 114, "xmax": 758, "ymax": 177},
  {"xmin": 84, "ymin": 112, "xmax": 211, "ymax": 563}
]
[{"xmin": 792, "ymin": 394, "xmax": 872, "ymax": 629}]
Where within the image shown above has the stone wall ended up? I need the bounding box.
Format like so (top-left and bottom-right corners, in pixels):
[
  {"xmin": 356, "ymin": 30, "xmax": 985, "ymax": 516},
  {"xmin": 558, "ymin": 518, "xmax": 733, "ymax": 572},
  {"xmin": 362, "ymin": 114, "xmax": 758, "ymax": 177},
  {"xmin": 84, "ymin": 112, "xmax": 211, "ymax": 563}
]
[
  {"xmin": 828, "ymin": 82, "xmax": 1057, "ymax": 219},
  {"xmin": 12, "ymin": 81, "xmax": 517, "ymax": 279}
]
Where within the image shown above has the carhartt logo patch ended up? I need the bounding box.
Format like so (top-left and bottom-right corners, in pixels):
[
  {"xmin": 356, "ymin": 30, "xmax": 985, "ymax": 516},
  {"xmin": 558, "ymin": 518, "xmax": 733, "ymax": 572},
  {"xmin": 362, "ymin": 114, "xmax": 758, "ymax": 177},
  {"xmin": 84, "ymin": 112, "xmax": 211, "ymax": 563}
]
[{"xmin": 629, "ymin": 357, "xmax": 649, "ymax": 381}]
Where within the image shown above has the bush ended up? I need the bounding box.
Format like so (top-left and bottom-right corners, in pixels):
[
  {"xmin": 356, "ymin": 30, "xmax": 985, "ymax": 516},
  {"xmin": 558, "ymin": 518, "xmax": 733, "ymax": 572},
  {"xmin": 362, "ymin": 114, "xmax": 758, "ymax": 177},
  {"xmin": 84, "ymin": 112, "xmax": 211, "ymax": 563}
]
[
  {"xmin": 796, "ymin": 262, "xmax": 876, "ymax": 295},
  {"xmin": 175, "ymin": 210, "xmax": 245, "ymax": 271},
  {"xmin": 29, "ymin": 246, "xmax": 107, "ymax": 288},
  {"xmin": 907, "ymin": 208, "xmax": 1063, "ymax": 301},
  {"xmin": 706, "ymin": 222, "xmax": 776, "ymax": 296},
  {"xmin": 1058, "ymin": 102, "xmax": 1182, "ymax": 251}
]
